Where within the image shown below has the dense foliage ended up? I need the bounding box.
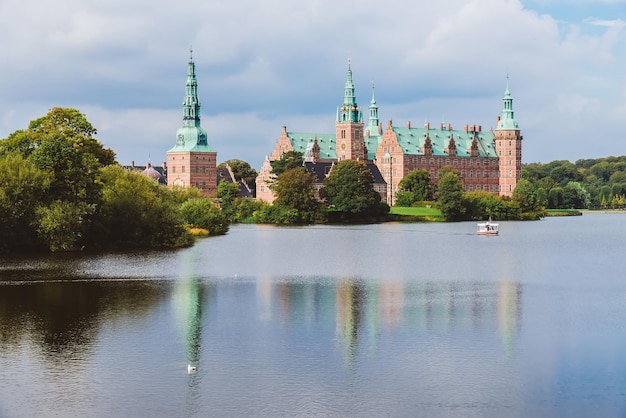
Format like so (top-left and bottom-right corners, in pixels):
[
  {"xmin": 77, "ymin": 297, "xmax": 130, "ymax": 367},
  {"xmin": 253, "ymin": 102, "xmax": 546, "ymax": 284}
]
[
  {"xmin": 435, "ymin": 167, "xmax": 466, "ymax": 221},
  {"xmin": 270, "ymin": 150, "xmax": 304, "ymax": 177},
  {"xmin": 217, "ymin": 159, "xmax": 257, "ymax": 189},
  {"xmin": 0, "ymin": 108, "xmax": 229, "ymax": 253},
  {"xmin": 271, "ymin": 167, "xmax": 324, "ymax": 224},
  {"xmin": 523, "ymin": 156, "xmax": 626, "ymax": 209},
  {"xmin": 319, "ymin": 160, "xmax": 389, "ymax": 222},
  {"xmin": 396, "ymin": 169, "xmax": 435, "ymax": 206},
  {"xmin": 180, "ymin": 198, "xmax": 229, "ymax": 235}
]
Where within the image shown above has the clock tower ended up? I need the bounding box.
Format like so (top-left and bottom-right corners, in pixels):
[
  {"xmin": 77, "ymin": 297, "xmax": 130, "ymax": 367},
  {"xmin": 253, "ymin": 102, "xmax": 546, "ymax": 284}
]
[{"xmin": 336, "ymin": 62, "xmax": 367, "ymax": 161}]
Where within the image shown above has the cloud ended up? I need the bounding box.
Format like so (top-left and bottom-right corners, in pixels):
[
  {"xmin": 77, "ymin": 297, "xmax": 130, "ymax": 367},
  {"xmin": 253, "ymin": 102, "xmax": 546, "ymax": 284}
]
[{"xmin": 1, "ymin": 0, "xmax": 625, "ymax": 168}]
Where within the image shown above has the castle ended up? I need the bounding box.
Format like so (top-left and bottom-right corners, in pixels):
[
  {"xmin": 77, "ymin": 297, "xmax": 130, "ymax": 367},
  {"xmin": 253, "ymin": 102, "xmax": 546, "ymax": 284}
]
[{"xmin": 256, "ymin": 64, "xmax": 522, "ymax": 205}]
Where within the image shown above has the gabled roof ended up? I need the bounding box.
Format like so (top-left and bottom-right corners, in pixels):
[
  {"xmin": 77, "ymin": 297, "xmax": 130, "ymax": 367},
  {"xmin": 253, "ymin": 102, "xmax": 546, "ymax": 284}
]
[
  {"xmin": 287, "ymin": 132, "xmax": 381, "ymax": 161},
  {"xmin": 285, "ymin": 126, "xmax": 496, "ymax": 160},
  {"xmin": 303, "ymin": 161, "xmax": 386, "ymax": 185},
  {"xmin": 392, "ymin": 127, "xmax": 497, "ymax": 158}
]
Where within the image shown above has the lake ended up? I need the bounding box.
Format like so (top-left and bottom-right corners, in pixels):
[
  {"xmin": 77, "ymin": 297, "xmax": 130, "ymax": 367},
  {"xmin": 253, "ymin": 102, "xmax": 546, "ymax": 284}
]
[{"xmin": 1, "ymin": 213, "xmax": 626, "ymax": 417}]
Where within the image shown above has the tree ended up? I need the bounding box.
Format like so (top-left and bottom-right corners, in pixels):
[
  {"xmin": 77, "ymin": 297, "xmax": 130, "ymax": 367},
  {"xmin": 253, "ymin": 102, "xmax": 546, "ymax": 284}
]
[
  {"xmin": 272, "ymin": 167, "xmax": 322, "ymax": 224},
  {"xmin": 217, "ymin": 179, "xmax": 241, "ymax": 222},
  {"xmin": 0, "ymin": 153, "xmax": 51, "ymax": 252},
  {"xmin": 562, "ymin": 181, "xmax": 589, "ymax": 209},
  {"xmin": 35, "ymin": 200, "xmax": 95, "ymax": 252},
  {"xmin": 217, "ymin": 159, "xmax": 257, "ymax": 188},
  {"xmin": 548, "ymin": 187, "xmax": 564, "ymax": 209},
  {"xmin": 270, "ymin": 151, "xmax": 304, "ymax": 177},
  {"xmin": 397, "ymin": 169, "xmax": 434, "ymax": 205},
  {"xmin": 319, "ymin": 160, "xmax": 388, "ymax": 221},
  {"xmin": 512, "ymin": 179, "xmax": 540, "ymax": 213},
  {"xmin": 1, "ymin": 108, "xmax": 115, "ymax": 166},
  {"xmin": 96, "ymin": 165, "xmax": 193, "ymax": 249},
  {"xmin": 28, "ymin": 107, "xmax": 116, "ymax": 166},
  {"xmin": 436, "ymin": 166, "xmax": 465, "ymax": 221},
  {"xmin": 180, "ymin": 198, "xmax": 229, "ymax": 235}
]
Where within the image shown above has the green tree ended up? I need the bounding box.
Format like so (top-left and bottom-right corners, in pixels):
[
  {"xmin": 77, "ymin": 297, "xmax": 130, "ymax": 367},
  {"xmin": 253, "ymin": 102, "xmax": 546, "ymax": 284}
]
[
  {"xmin": 0, "ymin": 108, "xmax": 115, "ymax": 166},
  {"xmin": 180, "ymin": 198, "xmax": 229, "ymax": 235},
  {"xmin": 463, "ymin": 191, "xmax": 520, "ymax": 221},
  {"xmin": 270, "ymin": 151, "xmax": 304, "ymax": 177},
  {"xmin": 96, "ymin": 165, "xmax": 192, "ymax": 249},
  {"xmin": 319, "ymin": 160, "xmax": 388, "ymax": 221},
  {"xmin": 397, "ymin": 169, "xmax": 434, "ymax": 205},
  {"xmin": 217, "ymin": 179, "xmax": 241, "ymax": 222},
  {"xmin": 272, "ymin": 167, "xmax": 322, "ymax": 224},
  {"xmin": 35, "ymin": 200, "xmax": 95, "ymax": 252},
  {"xmin": 548, "ymin": 187, "xmax": 564, "ymax": 209},
  {"xmin": 218, "ymin": 159, "xmax": 257, "ymax": 188},
  {"xmin": 436, "ymin": 166, "xmax": 465, "ymax": 221},
  {"xmin": 563, "ymin": 181, "xmax": 590, "ymax": 209},
  {"xmin": 0, "ymin": 153, "xmax": 51, "ymax": 252},
  {"xmin": 512, "ymin": 179, "xmax": 541, "ymax": 213}
]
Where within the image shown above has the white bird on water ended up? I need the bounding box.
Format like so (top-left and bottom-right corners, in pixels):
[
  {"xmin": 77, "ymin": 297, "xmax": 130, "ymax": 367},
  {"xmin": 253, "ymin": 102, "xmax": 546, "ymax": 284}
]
[{"xmin": 187, "ymin": 364, "xmax": 197, "ymax": 374}]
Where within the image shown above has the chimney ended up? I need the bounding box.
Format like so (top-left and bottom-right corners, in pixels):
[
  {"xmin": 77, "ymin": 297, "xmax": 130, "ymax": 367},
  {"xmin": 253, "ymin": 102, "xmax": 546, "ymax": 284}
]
[
  {"xmin": 131, "ymin": 160, "xmax": 135, "ymax": 168},
  {"xmin": 425, "ymin": 122, "xmax": 430, "ymax": 130},
  {"xmin": 470, "ymin": 125, "xmax": 475, "ymax": 133},
  {"xmin": 478, "ymin": 125, "xmax": 482, "ymax": 132},
  {"xmin": 464, "ymin": 124, "xmax": 468, "ymax": 133},
  {"xmin": 440, "ymin": 123, "xmax": 444, "ymax": 130},
  {"xmin": 407, "ymin": 121, "xmax": 411, "ymax": 129},
  {"xmin": 448, "ymin": 123, "xmax": 452, "ymax": 131},
  {"xmin": 162, "ymin": 162, "xmax": 167, "ymax": 169}
]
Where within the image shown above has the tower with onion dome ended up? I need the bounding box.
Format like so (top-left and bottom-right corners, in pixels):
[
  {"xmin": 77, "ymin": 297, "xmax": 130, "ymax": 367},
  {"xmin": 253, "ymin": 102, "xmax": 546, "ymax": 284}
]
[{"xmin": 167, "ymin": 49, "xmax": 217, "ymax": 197}]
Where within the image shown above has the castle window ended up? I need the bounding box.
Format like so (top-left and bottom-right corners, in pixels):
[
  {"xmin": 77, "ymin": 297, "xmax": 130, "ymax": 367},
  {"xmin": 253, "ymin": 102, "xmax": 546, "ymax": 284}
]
[
  {"xmin": 173, "ymin": 166, "xmax": 176, "ymax": 173},
  {"xmin": 182, "ymin": 166, "xmax": 185, "ymax": 173}
]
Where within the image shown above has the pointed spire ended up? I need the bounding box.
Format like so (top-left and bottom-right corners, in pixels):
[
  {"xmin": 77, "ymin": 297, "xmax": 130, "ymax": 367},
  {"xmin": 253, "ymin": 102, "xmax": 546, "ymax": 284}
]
[
  {"xmin": 183, "ymin": 49, "xmax": 201, "ymax": 128},
  {"xmin": 337, "ymin": 60, "xmax": 362, "ymax": 123},
  {"xmin": 497, "ymin": 74, "xmax": 519, "ymax": 130},
  {"xmin": 368, "ymin": 80, "xmax": 379, "ymax": 131}
]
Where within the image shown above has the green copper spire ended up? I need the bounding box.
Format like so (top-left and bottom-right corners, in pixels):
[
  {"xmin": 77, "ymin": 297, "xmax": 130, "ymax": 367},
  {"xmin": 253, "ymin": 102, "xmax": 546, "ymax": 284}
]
[
  {"xmin": 337, "ymin": 60, "xmax": 363, "ymax": 124},
  {"xmin": 168, "ymin": 49, "xmax": 215, "ymax": 153},
  {"xmin": 368, "ymin": 81, "xmax": 379, "ymax": 130},
  {"xmin": 183, "ymin": 47, "xmax": 202, "ymax": 130},
  {"xmin": 496, "ymin": 75, "xmax": 519, "ymax": 130}
]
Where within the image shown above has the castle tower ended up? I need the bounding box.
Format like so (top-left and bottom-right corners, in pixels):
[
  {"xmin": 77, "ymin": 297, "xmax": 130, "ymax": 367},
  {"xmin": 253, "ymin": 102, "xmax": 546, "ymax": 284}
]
[
  {"xmin": 167, "ymin": 49, "xmax": 217, "ymax": 197},
  {"xmin": 494, "ymin": 78, "xmax": 522, "ymax": 196},
  {"xmin": 366, "ymin": 82, "xmax": 380, "ymax": 137},
  {"xmin": 335, "ymin": 62, "xmax": 367, "ymax": 161}
]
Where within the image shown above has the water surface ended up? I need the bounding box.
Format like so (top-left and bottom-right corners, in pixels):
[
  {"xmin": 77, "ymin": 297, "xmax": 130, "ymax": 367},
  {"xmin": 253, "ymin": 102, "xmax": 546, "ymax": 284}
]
[{"xmin": 1, "ymin": 214, "xmax": 626, "ymax": 417}]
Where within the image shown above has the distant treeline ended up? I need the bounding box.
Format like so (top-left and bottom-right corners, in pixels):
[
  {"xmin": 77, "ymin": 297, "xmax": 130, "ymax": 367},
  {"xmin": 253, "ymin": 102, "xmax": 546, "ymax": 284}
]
[{"xmin": 523, "ymin": 156, "xmax": 626, "ymax": 209}]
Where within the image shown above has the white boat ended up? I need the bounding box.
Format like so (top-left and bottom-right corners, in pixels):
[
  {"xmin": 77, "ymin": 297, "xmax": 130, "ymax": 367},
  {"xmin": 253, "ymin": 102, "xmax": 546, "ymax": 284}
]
[{"xmin": 476, "ymin": 218, "xmax": 499, "ymax": 235}]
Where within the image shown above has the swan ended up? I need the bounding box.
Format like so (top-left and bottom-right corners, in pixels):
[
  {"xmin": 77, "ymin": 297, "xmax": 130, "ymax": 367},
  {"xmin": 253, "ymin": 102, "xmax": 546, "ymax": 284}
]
[{"xmin": 187, "ymin": 364, "xmax": 197, "ymax": 374}]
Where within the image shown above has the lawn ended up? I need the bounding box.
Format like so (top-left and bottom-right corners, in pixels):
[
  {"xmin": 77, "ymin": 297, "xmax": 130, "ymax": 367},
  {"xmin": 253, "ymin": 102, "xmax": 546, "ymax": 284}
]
[{"xmin": 389, "ymin": 206, "xmax": 444, "ymax": 222}]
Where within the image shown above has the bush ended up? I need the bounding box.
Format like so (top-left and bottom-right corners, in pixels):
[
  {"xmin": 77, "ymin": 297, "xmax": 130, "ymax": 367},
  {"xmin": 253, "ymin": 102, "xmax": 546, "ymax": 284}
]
[{"xmin": 180, "ymin": 198, "xmax": 229, "ymax": 235}]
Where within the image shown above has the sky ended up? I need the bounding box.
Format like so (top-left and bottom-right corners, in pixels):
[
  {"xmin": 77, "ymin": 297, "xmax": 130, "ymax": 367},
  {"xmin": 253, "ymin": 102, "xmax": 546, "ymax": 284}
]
[{"xmin": 1, "ymin": 0, "xmax": 625, "ymax": 170}]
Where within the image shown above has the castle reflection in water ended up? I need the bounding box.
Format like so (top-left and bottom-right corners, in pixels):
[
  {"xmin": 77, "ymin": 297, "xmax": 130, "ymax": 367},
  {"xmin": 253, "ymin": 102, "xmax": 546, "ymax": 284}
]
[{"xmin": 253, "ymin": 278, "xmax": 521, "ymax": 359}]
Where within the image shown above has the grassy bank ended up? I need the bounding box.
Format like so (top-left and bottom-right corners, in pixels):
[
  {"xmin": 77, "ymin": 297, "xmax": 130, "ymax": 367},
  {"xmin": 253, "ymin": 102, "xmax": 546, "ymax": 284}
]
[
  {"xmin": 545, "ymin": 209, "xmax": 583, "ymax": 217},
  {"xmin": 388, "ymin": 206, "xmax": 445, "ymax": 222}
]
